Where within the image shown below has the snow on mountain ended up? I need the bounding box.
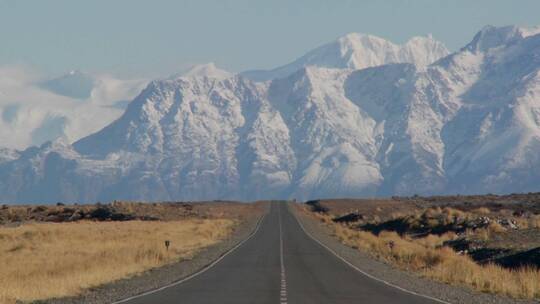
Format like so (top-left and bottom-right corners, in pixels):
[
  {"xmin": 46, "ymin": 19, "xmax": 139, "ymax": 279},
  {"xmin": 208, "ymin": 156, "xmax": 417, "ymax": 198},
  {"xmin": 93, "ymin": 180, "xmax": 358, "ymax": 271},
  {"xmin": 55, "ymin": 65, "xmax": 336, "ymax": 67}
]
[
  {"xmin": 242, "ymin": 33, "xmax": 449, "ymax": 81},
  {"xmin": 181, "ymin": 63, "xmax": 233, "ymax": 79},
  {"xmin": 72, "ymin": 71, "xmax": 290, "ymax": 201},
  {"xmin": 1, "ymin": 25, "xmax": 540, "ymax": 203},
  {"xmin": 441, "ymin": 26, "xmax": 540, "ymax": 193},
  {"xmin": 268, "ymin": 67, "xmax": 381, "ymax": 198}
]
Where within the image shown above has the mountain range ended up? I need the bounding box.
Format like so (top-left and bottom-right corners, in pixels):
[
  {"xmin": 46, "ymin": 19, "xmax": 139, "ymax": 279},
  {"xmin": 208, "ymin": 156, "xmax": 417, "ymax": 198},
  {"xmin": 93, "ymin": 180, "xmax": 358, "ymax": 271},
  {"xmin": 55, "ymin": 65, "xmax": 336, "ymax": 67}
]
[{"xmin": 1, "ymin": 25, "xmax": 540, "ymax": 203}]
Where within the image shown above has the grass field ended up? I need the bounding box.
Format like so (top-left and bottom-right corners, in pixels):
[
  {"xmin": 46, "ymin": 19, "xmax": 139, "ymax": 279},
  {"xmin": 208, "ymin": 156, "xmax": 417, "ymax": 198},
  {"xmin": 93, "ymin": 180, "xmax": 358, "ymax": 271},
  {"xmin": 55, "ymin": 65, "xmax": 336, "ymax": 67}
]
[{"xmin": 0, "ymin": 219, "xmax": 235, "ymax": 303}]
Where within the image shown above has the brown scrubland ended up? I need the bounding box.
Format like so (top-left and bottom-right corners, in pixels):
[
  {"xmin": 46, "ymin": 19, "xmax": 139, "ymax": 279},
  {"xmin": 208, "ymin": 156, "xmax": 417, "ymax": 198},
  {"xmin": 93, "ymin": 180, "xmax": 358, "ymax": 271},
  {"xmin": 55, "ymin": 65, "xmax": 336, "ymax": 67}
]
[{"xmin": 300, "ymin": 193, "xmax": 540, "ymax": 300}]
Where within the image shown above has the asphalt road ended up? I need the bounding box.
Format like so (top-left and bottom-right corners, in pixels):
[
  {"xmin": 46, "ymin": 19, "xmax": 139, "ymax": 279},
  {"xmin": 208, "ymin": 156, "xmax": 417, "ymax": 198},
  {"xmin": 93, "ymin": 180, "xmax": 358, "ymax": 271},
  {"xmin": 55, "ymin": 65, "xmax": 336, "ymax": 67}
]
[{"xmin": 121, "ymin": 202, "xmax": 440, "ymax": 304}]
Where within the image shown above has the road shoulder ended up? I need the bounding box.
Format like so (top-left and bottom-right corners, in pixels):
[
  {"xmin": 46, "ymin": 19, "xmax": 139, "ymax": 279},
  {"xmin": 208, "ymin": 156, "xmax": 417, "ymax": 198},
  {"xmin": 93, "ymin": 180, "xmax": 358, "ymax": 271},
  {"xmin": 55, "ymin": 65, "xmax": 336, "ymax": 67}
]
[{"xmin": 289, "ymin": 203, "xmax": 534, "ymax": 304}]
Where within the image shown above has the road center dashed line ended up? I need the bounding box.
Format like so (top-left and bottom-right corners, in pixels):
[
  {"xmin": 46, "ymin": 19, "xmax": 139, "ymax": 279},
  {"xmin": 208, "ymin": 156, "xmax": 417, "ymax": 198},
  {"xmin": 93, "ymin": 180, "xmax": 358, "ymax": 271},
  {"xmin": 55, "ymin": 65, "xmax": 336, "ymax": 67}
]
[{"xmin": 279, "ymin": 204, "xmax": 288, "ymax": 304}]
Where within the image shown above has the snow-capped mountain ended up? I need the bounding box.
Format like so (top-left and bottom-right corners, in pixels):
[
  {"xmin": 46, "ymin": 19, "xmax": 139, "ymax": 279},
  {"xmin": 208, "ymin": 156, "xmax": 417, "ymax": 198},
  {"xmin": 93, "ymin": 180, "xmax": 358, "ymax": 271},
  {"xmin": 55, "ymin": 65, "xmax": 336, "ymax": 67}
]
[
  {"xmin": 242, "ymin": 33, "xmax": 449, "ymax": 81},
  {"xmin": 1, "ymin": 26, "xmax": 540, "ymax": 203}
]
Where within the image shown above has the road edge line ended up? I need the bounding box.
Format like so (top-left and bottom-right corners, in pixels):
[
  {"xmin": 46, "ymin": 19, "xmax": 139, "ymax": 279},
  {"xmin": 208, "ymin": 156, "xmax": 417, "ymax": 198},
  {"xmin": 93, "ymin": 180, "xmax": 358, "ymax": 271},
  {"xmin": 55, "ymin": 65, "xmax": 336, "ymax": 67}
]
[
  {"xmin": 290, "ymin": 204, "xmax": 452, "ymax": 304},
  {"xmin": 112, "ymin": 207, "xmax": 268, "ymax": 304}
]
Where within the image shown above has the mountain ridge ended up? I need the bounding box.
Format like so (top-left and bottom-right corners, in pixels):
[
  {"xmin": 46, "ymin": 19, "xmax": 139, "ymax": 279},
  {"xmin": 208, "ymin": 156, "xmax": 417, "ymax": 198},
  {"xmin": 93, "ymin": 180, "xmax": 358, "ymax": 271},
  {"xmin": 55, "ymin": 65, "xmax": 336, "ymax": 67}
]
[
  {"xmin": 1, "ymin": 25, "xmax": 540, "ymax": 203},
  {"xmin": 241, "ymin": 32, "xmax": 449, "ymax": 81}
]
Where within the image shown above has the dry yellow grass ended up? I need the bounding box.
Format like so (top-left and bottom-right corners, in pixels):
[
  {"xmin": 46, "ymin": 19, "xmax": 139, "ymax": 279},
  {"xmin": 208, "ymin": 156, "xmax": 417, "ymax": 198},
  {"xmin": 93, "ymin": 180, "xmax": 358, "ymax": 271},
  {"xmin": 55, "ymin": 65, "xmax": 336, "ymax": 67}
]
[
  {"xmin": 473, "ymin": 207, "xmax": 491, "ymax": 215},
  {"xmin": 311, "ymin": 211, "xmax": 540, "ymax": 300},
  {"xmin": 0, "ymin": 219, "xmax": 235, "ymax": 304},
  {"xmin": 529, "ymin": 215, "xmax": 540, "ymax": 228},
  {"xmin": 512, "ymin": 215, "xmax": 540, "ymax": 229}
]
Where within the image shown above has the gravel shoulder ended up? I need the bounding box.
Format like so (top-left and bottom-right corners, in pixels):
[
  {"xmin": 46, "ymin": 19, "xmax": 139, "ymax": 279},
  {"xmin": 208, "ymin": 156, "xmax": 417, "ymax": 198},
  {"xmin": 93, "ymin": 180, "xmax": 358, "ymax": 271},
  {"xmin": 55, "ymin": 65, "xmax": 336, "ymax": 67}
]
[
  {"xmin": 43, "ymin": 203, "xmax": 269, "ymax": 304},
  {"xmin": 289, "ymin": 203, "xmax": 535, "ymax": 304}
]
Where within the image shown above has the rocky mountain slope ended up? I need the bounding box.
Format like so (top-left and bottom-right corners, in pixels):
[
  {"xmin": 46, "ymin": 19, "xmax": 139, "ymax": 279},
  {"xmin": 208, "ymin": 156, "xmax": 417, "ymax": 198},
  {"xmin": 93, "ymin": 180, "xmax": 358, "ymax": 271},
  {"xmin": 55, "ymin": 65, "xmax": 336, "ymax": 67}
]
[{"xmin": 1, "ymin": 26, "xmax": 539, "ymax": 203}]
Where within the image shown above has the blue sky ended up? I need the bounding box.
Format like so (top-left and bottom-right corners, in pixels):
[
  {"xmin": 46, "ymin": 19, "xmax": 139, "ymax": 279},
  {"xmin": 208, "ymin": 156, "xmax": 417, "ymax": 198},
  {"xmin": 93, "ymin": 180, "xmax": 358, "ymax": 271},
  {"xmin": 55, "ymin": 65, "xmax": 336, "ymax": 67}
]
[{"xmin": 1, "ymin": 0, "xmax": 539, "ymax": 77}]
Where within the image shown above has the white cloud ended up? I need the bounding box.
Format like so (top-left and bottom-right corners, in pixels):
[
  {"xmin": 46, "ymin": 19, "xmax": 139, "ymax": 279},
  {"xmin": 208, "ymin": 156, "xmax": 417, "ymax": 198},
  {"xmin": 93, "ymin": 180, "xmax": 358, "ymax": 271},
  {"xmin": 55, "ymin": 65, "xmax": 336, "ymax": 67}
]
[{"xmin": 0, "ymin": 65, "xmax": 147, "ymax": 150}]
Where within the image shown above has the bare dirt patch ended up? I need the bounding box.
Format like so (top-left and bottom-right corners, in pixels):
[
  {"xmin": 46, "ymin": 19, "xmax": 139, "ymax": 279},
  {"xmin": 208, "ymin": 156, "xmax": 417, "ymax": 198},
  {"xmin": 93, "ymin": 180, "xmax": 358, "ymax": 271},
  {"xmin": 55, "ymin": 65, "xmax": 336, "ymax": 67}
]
[{"xmin": 0, "ymin": 200, "xmax": 262, "ymax": 225}]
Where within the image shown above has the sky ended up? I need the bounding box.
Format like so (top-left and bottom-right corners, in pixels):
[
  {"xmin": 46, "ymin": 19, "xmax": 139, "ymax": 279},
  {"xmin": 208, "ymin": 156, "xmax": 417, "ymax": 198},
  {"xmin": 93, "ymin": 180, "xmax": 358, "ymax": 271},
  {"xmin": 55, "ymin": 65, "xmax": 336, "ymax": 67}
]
[{"xmin": 1, "ymin": 0, "xmax": 540, "ymax": 78}]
